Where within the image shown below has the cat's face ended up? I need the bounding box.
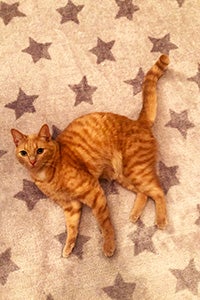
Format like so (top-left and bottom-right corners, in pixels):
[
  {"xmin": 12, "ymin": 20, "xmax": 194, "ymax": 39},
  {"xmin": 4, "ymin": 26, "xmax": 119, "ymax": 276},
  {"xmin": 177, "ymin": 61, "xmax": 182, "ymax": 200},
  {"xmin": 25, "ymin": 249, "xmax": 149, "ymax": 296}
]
[{"xmin": 11, "ymin": 124, "xmax": 57, "ymax": 171}]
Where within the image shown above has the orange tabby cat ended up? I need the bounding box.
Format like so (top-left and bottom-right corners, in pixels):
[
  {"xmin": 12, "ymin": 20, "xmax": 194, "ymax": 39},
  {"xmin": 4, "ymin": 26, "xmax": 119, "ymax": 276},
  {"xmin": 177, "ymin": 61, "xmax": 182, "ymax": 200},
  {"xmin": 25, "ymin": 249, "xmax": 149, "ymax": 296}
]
[{"xmin": 11, "ymin": 55, "xmax": 169, "ymax": 258}]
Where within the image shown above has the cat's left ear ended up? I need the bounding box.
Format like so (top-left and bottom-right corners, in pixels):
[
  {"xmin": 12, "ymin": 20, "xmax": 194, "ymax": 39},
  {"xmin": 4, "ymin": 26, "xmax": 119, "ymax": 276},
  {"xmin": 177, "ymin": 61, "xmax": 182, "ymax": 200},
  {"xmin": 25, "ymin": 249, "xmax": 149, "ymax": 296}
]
[
  {"xmin": 38, "ymin": 124, "xmax": 51, "ymax": 142},
  {"xmin": 11, "ymin": 129, "xmax": 27, "ymax": 147}
]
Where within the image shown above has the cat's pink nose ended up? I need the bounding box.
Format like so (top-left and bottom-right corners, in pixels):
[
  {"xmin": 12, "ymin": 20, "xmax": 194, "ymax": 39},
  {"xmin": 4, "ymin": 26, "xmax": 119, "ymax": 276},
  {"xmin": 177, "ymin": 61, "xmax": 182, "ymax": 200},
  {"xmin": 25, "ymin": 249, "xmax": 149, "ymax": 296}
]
[{"xmin": 30, "ymin": 159, "xmax": 36, "ymax": 165}]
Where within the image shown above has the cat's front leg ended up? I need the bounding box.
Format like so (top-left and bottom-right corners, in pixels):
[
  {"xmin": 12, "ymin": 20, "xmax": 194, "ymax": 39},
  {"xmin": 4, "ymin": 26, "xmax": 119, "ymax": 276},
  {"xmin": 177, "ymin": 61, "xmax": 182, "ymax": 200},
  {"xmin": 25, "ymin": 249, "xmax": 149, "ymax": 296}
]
[{"xmin": 62, "ymin": 200, "xmax": 82, "ymax": 258}]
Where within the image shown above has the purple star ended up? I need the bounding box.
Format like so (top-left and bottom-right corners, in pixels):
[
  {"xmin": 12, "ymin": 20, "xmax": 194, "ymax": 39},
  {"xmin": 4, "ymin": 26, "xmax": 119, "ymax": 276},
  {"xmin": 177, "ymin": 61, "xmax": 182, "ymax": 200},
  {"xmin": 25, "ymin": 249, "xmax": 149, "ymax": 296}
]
[
  {"xmin": 170, "ymin": 259, "xmax": 200, "ymax": 295},
  {"xmin": 89, "ymin": 38, "xmax": 115, "ymax": 64},
  {"xmin": 0, "ymin": 1, "xmax": 26, "ymax": 25},
  {"xmin": 188, "ymin": 63, "xmax": 200, "ymax": 91},
  {"xmin": 128, "ymin": 220, "xmax": 157, "ymax": 255},
  {"xmin": 103, "ymin": 273, "xmax": 136, "ymax": 299},
  {"xmin": 0, "ymin": 150, "xmax": 7, "ymax": 158},
  {"xmin": 149, "ymin": 33, "xmax": 178, "ymax": 55},
  {"xmin": 69, "ymin": 76, "xmax": 97, "ymax": 106},
  {"xmin": 55, "ymin": 232, "xmax": 91, "ymax": 259},
  {"xmin": 158, "ymin": 161, "xmax": 179, "ymax": 194},
  {"xmin": 115, "ymin": 0, "xmax": 139, "ymax": 20},
  {"xmin": 14, "ymin": 179, "xmax": 47, "ymax": 210},
  {"xmin": 99, "ymin": 179, "xmax": 118, "ymax": 196},
  {"xmin": 52, "ymin": 125, "xmax": 62, "ymax": 140},
  {"xmin": 195, "ymin": 204, "xmax": 200, "ymax": 226},
  {"xmin": 165, "ymin": 109, "xmax": 195, "ymax": 138},
  {"xmin": 5, "ymin": 88, "xmax": 38, "ymax": 120},
  {"xmin": 176, "ymin": 0, "xmax": 185, "ymax": 7},
  {"xmin": 22, "ymin": 37, "xmax": 52, "ymax": 63},
  {"xmin": 0, "ymin": 248, "xmax": 19, "ymax": 285},
  {"xmin": 124, "ymin": 67, "xmax": 145, "ymax": 96},
  {"xmin": 57, "ymin": 0, "xmax": 84, "ymax": 24}
]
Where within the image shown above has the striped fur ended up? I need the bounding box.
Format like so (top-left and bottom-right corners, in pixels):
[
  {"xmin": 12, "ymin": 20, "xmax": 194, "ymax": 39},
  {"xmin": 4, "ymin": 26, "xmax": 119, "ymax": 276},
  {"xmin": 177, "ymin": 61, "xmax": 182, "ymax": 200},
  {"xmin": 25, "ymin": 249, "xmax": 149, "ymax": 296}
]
[{"xmin": 11, "ymin": 55, "xmax": 169, "ymax": 257}]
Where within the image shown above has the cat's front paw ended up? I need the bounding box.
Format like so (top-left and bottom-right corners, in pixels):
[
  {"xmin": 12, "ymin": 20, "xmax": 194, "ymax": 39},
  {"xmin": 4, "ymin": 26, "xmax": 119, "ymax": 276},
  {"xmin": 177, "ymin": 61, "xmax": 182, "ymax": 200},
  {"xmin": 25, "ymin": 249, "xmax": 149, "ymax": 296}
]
[
  {"xmin": 103, "ymin": 240, "xmax": 116, "ymax": 257},
  {"xmin": 62, "ymin": 243, "xmax": 75, "ymax": 258},
  {"xmin": 156, "ymin": 216, "xmax": 167, "ymax": 230}
]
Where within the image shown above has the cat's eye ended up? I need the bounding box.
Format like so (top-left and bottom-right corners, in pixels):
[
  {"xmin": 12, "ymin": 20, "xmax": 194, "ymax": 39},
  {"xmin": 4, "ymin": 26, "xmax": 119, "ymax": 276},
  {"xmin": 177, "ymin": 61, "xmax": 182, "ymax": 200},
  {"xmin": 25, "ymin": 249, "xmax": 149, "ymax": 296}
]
[
  {"xmin": 20, "ymin": 150, "xmax": 27, "ymax": 156},
  {"xmin": 37, "ymin": 148, "xmax": 44, "ymax": 154}
]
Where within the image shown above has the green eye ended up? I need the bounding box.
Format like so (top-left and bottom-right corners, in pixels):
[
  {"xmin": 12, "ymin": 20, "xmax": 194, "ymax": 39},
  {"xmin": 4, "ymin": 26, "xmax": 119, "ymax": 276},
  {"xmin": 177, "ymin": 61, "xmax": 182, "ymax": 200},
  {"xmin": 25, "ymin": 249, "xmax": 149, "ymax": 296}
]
[
  {"xmin": 20, "ymin": 150, "xmax": 27, "ymax": 156},
  {"xmin": 37, "ymin": 148, "xmax": 44, "ymax": 154}
]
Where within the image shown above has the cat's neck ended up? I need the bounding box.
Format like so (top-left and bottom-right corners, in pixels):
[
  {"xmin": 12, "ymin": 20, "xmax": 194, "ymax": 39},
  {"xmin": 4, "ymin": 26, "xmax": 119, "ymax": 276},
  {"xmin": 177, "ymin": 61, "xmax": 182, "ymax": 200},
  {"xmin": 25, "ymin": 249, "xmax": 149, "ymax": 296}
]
[{"xmin": 30, "ymin": 141, "xmax": 60, "ymax": 183}]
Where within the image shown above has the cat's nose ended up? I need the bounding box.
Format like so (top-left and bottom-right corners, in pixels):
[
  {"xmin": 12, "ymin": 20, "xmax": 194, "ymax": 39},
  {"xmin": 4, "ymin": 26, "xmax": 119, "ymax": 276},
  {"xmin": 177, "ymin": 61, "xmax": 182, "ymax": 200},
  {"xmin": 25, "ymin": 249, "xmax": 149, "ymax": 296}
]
[{"xmin": 29, "ymin": 158, "xmax": 36, "ymax": 165}]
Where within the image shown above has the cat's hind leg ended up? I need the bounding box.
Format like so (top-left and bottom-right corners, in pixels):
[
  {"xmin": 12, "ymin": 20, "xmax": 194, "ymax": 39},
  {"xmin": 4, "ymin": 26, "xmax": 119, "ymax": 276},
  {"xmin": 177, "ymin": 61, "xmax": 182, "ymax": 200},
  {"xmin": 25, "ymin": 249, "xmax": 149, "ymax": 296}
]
[
  {"xmin": 62, "ymin": 200, "xmax": 82, "ymax": 258},
  {"xmin": 117, "ymin": 176, "xmax": 147, "ymax": 223}
]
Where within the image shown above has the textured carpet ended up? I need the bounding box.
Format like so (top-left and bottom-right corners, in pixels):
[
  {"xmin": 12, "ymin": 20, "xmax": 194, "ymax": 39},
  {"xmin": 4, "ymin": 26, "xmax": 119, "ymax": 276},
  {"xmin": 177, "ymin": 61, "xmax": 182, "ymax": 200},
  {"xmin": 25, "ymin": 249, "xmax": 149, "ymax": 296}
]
[{"xmin": 1, "ymin": 0, "xmax": 200, "ymax": 299}]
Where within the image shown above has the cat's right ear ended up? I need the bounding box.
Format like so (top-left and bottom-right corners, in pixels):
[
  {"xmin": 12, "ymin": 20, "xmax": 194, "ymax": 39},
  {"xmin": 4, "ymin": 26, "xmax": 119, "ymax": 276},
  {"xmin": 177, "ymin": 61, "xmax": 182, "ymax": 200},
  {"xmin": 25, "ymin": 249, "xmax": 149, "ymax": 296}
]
[
  {"xmin": 11, "ymin": 129, "xmax": 27, "ymax": 147},
  {"xmin": 38, "ymin": 124, "xmax": 51, "ymax": 142}
]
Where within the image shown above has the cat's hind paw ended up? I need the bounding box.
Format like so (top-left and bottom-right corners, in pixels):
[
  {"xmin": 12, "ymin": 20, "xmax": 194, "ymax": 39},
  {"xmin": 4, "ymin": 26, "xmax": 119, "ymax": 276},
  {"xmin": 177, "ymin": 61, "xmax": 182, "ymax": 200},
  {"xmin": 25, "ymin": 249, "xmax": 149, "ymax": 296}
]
[
  {"xmin": 62, "ymin": 243, "xmax": 75, "ymax": 258},
  {"xmin": 103, "ymin": 240, "xmax": 116, "ymax": 257}
]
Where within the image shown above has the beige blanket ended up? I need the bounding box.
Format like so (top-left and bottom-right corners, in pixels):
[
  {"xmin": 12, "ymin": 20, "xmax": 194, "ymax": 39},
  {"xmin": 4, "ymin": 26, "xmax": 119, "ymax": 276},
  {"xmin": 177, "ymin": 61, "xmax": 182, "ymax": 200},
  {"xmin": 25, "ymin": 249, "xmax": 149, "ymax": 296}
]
[{"xmin": 1, "ymin": 0, "xmax": 200, "ymax": 299}]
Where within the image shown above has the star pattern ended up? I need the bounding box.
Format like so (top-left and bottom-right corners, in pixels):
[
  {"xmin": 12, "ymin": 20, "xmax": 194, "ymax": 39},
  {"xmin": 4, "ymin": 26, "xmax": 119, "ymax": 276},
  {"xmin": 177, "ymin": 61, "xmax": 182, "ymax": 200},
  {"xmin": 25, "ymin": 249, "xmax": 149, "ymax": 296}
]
[
  {"xmin": 176, "ymin": 0, "xmax": 185, "ymax": 7},
  {"xmin": 56, "ymin": 232, "xmax": 91, "ymax": 259},
  {"xmin": 99, "ymin": 179, "xmax": 118, "ymax": 196},
  {"xmin": 124, "ymin": 67, "xmax": 145, "ymax": 95},
  {"xmin": 46, "ymin": 294, "xmax": 54, "ymax": 300},
  {"xmin": 170, "ymin": 259, "xmax": 200, "ymax": 295},
  {"xmin": 165, "ymin": 109, "xmax": 195, "ymax": 138},
  {"xmin": 0, "ymin": 248, "xmax": 19, "ymax": 285},
  {"xmin": 103, "ymin": 273, "xmax": 136, "ymax": 300},
  {"xmin": 115, "ymin": 0, "xmax": 139, "ymax": 20},
  {"xmin": 128, "ymin": 220, "xmax": 157, "ymax": 256},
  {"xmin": 5, "ymin": 88, "xmax": 38, "ymax": 120},
  {"xmin": 52, "ymin": 125, "xmax": 62, "ymax": 140},
  {"xmin": 158, "ymin": 161, "xmax": 179, "ymax": 194},
  {"xmin": 195, "ymin": 204, "xmax": 200, "ymax": 226},
  {"xmin": 89, "ymin": 38, "xmax": 116, "ymax": 64},
  {"xmin": 0, "ymin": 150, "xmax": 7, "ymax": 158},
  {"xmin": 22, "ymin": 37, "xmax": 52, "ymax": 63},
  {"xmin": 149, "ymin": 33, "xmax": 178, "ymax": 55},
  {"xmin": 69, "ymin": 76, "xmax": 97, "ymax": 106},
  {"xmin": 0, "ymin": 1, "xmax": 26, "ymax": 25},
  {"xmin": 57, "ymin": 0, "xmax": 84, "ymax": 24},
  {"xmin": 14, "ymin": 179, "xmax": 47, "ymax": 210},
  {"xmin": 188, "ymin": 64, "xmax": 200, "ymax": 90}
]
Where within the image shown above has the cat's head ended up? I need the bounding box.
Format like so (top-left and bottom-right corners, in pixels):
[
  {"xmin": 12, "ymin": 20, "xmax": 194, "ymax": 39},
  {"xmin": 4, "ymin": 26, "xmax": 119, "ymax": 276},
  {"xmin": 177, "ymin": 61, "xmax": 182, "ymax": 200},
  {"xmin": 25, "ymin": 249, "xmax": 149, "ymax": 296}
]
[{"xmin": 11, "ymin": 124, "xmax": 58, "ymax": 171}]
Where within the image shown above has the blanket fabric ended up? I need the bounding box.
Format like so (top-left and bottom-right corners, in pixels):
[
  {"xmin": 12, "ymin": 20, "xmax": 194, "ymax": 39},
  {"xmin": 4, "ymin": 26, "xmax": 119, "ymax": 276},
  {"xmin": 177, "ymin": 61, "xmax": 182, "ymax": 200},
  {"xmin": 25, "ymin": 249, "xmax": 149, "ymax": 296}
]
[{"xmin": 0, "ymin": 0, "xmax": 200, "ymax": 299}]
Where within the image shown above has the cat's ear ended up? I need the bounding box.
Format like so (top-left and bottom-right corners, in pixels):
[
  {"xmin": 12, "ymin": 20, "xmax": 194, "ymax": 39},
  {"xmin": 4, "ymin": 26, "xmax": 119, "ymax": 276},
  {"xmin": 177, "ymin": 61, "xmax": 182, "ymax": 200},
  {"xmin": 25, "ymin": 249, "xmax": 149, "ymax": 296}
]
[
  {"xmin": 11, "ymin": 129, "xmax": 27, "ymax": 147},
  {"xmin": 38, "ymin": 124, "xmax": 51, "ymax": 142}
]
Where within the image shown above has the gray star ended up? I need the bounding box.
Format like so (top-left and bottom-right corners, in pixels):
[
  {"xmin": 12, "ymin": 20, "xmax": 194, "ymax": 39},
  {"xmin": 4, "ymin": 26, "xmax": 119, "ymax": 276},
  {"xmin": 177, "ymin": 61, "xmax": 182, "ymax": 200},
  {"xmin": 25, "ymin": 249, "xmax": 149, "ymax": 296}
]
[
  {"xmin": 115, "ymin": 0, "xmax": 139, "ymax": 20},
  {"xmin": 69, "ymin": 76, "xmax": 97, "ymax": 106},
  {"xmin": 158, "ymin": 161, "xmax": 179, "ymax": 194},
  {"xmin": 188, "ymin": 63, "xmax": 200, "ymax": 90},
  {"xmin": 195, "ymin": 204, "xmax": 200, "ymax": 226},
  {"xmin": 149, "ymin": 33, "xmax": 178, "ymax": 55},
  {"xmin": 46, "ymin": 294, "xmax": 54, "ymax": 300},
  {"xmin": 14, "ymin": 179, "xmax": 47, "ymax": 210},
  {"xmin": 22, "ymin": 37, "xmax": 52, "ymax": 63},
  {"xmin": 103, "ymin": 273, "xmax": 136, "ymax": 300},
  {"xmin": 124, "ymin": 67, "xmax": 145, "ymax": 96},
  {"xmin": 56, "ymin": 232, "xmax": 91, "ymax": 259},
  {"xmin": 176, "ymin": 0, "xmax": 185, "ymax": 7},
  {"xmin": 128, "ymin": 220, "xmax": 157, "ymax": 256},
  {"xmin": 0, "ymin": 1, "xmax": 26, "ymax": 25},
  {"xmin": 57, "ymin": 0, "xmax": 84, "ymax": 24},
  {"xmin": 165, "ymin": 109, "xmax": 195, "ymax": 138},
  {"xmin": 5, "ymin": 88, "xmax": 38, "ymax": 120},
  {"xmin": 0, "ymin": 248, "xmax": 19, "ymax": 285},
  {"xmin": 170, "ymin": 259, "xmax": 200, "ymax": 295},
  {"xmin": 99, "ymin": 179, "xmax": 118, "ymax": 196},
  {"xmin": 89, "ymin": 38, "xmax": 115, "ymax": 64},
  {"xmin": 0, "ymin": 150, "xmax": 7, "ymax": 158},
  {"xmin": 52, "ymin": 125, "xmax": 62, "ymax": 140}
]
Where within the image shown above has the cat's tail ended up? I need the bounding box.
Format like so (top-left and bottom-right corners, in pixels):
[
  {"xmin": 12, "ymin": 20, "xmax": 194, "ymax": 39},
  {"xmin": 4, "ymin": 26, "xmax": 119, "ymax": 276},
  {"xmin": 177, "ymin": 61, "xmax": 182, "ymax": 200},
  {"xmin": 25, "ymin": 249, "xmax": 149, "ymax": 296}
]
[{"xmin": 138, "ymin": 54, "xmax": 169, "ymax": 126}]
